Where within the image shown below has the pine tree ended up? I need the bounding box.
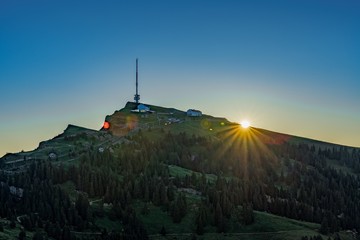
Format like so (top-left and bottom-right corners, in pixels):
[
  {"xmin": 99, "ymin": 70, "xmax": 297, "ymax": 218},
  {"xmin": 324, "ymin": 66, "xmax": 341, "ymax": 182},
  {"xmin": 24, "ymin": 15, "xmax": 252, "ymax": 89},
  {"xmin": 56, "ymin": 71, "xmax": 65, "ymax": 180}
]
[
  {"xmin": 141, "ymin": 202, "xmax": 149, "ymax": 215},
  {"xmin": 320, "ymin": 217, "xmax": 329, "ymax": 235},
  {"xmin": 160, "ymin": 225, "xmax": 166, "ymax": 236},
  {"xmin": 214, "ymin": 202, "xmax": 225, "ymax": 232},
  {"xmin": 170, "ymin": 201, "xmax": 182, "ymax": 223},
  {"xmin": 62, "ymin": 226, "xmax": 71, "ymax": 240},
  {"xmin": 242, "ymin": 204, "xmax": 254, "ymax": 225},
  {"xmin": 32, "ymin": 231, "xmax": 44, "ymax": 240},
  {"xmin": 54, "ymin": 222, "xmax": 62, "ymax": 240},
  {"xmin": 334, "ymin": 233, "xmax": 341, "ymax": 240},
  {"xmin": 167, "ymin": 182, "xmax": 175, "ymax": 201},
  {"xmin": 159, "ymin": 182, "xmax": 168, "ymax": 205},
  {"xmin": 195, "ymin": 205, "xmax": 207, "ymax": 235},
  {"xmin": 19, "ymin": 230, "xmax": 26, "ymax": 240},
  {"xmin": 144, "ymin": 185, "xmax": 150, "ymax": 202},
  {"xmin": 75, "ymin": 193, "xmax": 89, "ymax": 221},
  {"xmin": 152, "ymin": 184, "xmax": 161, "ymax": 206}
]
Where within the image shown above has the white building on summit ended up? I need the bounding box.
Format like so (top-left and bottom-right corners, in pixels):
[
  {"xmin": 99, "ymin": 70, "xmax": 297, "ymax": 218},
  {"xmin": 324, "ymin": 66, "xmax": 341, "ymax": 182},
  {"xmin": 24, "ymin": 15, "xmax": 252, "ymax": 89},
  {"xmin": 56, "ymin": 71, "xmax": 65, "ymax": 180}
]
[
  {"xmin": 187, "ymin": 109, "xmax": 202, "ymax": 117},
  {"xmin": 137, "ymin": 104, "xmax": 150, "ymax": 112},
  {"xmin": 131, "ymin": 104, "xmax": 152, "ymax": 113}
]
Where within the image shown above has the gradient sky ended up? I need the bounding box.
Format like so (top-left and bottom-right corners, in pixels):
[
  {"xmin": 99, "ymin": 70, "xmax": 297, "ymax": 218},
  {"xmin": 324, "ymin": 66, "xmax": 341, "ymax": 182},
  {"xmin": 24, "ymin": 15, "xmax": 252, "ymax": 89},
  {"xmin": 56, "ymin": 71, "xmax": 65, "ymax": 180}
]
[{"xmin": 1, "ymin": 0, "xmax": 360, "ymax": 156}]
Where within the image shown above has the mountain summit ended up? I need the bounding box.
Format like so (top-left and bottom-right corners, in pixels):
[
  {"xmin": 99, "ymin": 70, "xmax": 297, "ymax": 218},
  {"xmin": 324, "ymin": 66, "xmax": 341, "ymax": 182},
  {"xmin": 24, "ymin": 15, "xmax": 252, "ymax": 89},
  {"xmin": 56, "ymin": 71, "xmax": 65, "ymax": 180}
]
[{"xmin": 1, "ymin": 102, "xmax": 360, "ymax": 239}]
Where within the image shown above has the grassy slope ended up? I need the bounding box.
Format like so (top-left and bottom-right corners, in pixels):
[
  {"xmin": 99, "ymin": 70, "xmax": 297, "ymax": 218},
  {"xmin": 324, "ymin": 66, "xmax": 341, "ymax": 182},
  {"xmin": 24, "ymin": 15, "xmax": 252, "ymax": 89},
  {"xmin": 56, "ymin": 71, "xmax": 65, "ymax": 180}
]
[
  {"xmin": 138, "ymin": 163, "xmax": 323, "ymax": 239},
  {"xmin": 169, "ymin": 165, "xmax": 217, "ymax": 183},
  {"xmin": 1, "ymin": 124, "xmax": 122, "ymax": 172},
  {"xmin": 134, "ymin": 198, "xmax": 323, "ymax": 240},
  {"xmin": 136, "ymin": 200, "xmax": 355, "ymax": 240},
  {"xmin": 0, "ymin": 221, "xmax": 35, "ymax": 240},
  {"xmin": 165, "ymin": 165, "xmax": 355, "ymax": 240},
  {"xmin": 95, "ymin": 217, "xmax": 123, "ymax": 232}
]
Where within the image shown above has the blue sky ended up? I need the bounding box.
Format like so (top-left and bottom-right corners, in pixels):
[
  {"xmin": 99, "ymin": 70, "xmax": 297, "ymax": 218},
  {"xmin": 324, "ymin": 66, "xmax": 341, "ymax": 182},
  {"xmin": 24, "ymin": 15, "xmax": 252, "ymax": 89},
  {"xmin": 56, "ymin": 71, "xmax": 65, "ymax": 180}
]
[{"xmin": 1, "ymin": 0, "xmax": 360, "ymax": 156}]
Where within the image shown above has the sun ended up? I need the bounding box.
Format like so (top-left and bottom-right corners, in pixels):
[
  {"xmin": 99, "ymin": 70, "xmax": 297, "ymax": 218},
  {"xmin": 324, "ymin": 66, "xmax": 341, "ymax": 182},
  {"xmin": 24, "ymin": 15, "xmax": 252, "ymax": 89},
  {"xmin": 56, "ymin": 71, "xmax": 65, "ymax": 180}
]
[{"xmin": 240, "ymin": 120, "xmax": 251, "ymax": 129}]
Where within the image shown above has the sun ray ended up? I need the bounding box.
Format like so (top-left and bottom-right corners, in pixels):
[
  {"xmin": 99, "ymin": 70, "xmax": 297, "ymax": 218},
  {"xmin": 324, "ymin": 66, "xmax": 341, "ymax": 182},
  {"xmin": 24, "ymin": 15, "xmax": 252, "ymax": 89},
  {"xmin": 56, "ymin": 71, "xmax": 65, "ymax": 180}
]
[{"xmin": 211, "ymin": 121, "xmax": 291, "ymax": 183}]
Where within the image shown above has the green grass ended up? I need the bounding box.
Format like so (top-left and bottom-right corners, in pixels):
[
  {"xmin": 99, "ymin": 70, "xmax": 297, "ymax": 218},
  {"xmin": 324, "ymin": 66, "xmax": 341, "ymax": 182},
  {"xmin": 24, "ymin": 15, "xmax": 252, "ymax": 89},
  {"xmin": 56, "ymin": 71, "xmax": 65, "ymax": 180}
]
[
  {"xmin": 336, "ymin": 231, "xmax": 356, "ymax": 240},
  {"xmin": 0, "ymin": 228, "xmax": 21, "ymax": 240},
  {"xmin": 134, "ymin": 192, "xmax": 323, "ymax": 240},
  {"xmin": 207, "ymin": 230, "xmax": 323, "ymax": 240},
  {"xmin": 247, "ymin": 211, "xmax": 318, "ymax": 232},
  {"xmin": 168, "ymin": 165, "xmax": 217, "ymax": 183},
  {"xmin": 150, "ymin": 231, "xmax": 324, "ymax": 240},
  {"xmin": 95, "ymin": 216, "xmax": 123, "ymax": 232},
  {"xmin": 164, "ymin": 117, "xmax": 231, "ymax": 137},
  {"xmin": 0, "ymin": 222, "xmax": 36, "ymax": 240},
  {"xmin": 134, "ymin": 200, "xmax": 197, "ymax": 235},
  {"xmin": 145, "ymin": 210, "xmax": 323, "ymax": 240},
  {"xmin": 130, "ymin": 110, "xmax": 233, "ymax": 142}
]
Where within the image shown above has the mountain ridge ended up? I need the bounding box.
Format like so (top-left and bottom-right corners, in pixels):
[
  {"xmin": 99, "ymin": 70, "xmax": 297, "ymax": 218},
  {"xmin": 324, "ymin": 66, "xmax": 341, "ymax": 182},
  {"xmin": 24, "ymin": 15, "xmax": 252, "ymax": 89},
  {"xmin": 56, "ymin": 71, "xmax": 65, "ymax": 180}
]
[
  {"xmin": 1, "ymin": 102, "xmax": 359, "ymax": 159},
  {"xmin": 1, "ymin": 102, "xmax": 360, "ymax": 239}
]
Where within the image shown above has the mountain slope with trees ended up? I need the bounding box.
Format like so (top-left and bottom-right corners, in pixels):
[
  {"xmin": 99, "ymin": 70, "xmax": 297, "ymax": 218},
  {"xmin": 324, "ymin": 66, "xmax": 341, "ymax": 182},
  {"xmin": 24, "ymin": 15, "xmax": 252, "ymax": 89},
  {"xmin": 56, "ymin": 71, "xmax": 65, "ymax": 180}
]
[{"xmin": 0, "ymin": 103, "xmax": 359, "ymax": 240}]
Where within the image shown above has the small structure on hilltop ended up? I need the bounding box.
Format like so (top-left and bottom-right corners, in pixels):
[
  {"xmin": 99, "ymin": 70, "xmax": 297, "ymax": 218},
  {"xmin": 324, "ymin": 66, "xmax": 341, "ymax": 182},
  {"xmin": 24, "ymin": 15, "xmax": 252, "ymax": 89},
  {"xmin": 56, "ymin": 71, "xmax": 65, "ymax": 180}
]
[
  {"xmin": 187, "ymin": 109, "xmax": 202, "ymax": 117},
  {"xmin": 131, "ymin": 103, "xmax": 153, "ymax": 113},
  {"xmin": 137, "ymin": 104, "xmax": 150, "ymax": 112}
]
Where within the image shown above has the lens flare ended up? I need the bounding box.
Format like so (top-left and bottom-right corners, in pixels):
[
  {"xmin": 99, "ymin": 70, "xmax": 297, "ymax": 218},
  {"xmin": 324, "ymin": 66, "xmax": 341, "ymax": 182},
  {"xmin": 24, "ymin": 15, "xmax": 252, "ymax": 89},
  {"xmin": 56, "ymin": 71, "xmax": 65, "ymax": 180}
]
[{"xmin": 103, "ymin": 121, "xmax": 110, "ymax": 129}]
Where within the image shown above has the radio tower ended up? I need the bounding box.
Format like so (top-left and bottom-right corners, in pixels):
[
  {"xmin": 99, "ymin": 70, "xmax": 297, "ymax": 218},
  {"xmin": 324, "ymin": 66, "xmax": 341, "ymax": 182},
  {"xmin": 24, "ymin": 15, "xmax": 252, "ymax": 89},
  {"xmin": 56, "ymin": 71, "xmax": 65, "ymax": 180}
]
[{"xmin": 134, "ymin": 58, "xmax": 140, "ymax": 104}]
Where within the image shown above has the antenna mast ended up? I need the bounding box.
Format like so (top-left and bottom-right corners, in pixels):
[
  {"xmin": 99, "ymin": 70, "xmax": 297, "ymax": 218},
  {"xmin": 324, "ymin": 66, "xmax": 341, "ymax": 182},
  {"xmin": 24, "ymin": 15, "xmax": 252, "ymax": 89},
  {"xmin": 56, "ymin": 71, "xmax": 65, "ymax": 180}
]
[{"xmin": 134, "ymin": 58, "xmax": 140, "ymax": 104}]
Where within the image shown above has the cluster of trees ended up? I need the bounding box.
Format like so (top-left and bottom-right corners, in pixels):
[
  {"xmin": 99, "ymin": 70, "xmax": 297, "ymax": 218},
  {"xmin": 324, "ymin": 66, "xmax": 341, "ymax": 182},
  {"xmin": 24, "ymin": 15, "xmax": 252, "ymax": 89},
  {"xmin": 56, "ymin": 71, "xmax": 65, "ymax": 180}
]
[
  {"xmin": 300, "ymin": 236, "xmax": 325, "ymax": 240},
  {"xmin": 0, "ymin": 159, "xmax": 148, "ymax": 239},
  {"xmin": 153, "ymin": 130, "xmax": 360, "ymax": 232},
  {"xmin": 300, "ymin": 233, "xmax": 342, "ymax": 240},
  {"xmin": 0, "ymin": 127, "xmax": 360, "ymax": 238}
]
